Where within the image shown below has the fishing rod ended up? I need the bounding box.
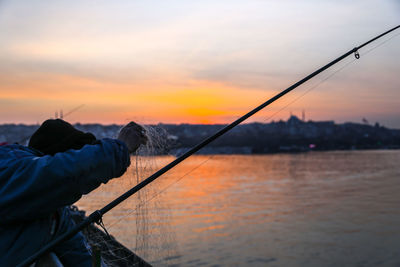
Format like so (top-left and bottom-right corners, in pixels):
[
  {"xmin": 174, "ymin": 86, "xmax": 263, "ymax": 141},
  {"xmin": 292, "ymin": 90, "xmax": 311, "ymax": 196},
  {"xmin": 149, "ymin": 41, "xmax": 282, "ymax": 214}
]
[{"xmin": 19, "ymin": 25, "xmax": 400, "ymax": 266}]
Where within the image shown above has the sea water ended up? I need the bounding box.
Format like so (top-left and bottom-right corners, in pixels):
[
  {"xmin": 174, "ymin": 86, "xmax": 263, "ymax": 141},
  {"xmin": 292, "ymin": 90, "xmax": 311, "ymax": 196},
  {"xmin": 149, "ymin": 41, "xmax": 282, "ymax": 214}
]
[{"xmin": 77, "ymin": 150, "xmax": 400, "ymax": 266}]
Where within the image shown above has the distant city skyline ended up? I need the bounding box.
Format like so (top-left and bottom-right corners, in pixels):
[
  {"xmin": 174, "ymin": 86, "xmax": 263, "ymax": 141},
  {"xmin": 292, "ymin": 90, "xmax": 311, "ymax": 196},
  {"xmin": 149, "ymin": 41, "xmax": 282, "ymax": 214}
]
[{"xmin": 0, "ymin": 0, "xmax": 399, "ymax": 127}]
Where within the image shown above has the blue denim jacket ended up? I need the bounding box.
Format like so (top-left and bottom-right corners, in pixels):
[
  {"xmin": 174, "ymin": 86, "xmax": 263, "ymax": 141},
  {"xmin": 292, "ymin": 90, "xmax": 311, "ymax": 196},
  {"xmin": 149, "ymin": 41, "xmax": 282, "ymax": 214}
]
[{"xmin": 0, "ymin": 139, "xmax": 130, "ymax": 266}]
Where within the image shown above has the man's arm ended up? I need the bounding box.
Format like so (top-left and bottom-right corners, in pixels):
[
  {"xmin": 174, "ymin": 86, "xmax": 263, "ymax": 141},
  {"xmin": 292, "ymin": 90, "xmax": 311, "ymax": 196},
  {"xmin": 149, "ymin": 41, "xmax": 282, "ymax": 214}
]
[{"xmin": 0, "ymin": 139, "xmax": 130, "ymax": 223}]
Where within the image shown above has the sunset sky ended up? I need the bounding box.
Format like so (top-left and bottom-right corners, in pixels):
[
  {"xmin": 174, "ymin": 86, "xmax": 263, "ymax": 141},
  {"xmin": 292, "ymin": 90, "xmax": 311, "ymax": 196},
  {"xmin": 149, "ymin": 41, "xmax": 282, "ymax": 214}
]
[{"xmin": 0, "ymin": 0, "xmax": 399, "ymax": 126}]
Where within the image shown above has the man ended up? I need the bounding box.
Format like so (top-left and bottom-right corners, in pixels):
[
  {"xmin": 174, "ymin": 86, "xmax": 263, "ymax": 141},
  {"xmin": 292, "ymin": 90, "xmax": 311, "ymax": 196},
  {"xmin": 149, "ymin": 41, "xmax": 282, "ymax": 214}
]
[{"xmin": 0, "ymin": 119, "xmax": 147, "ymax": 266}]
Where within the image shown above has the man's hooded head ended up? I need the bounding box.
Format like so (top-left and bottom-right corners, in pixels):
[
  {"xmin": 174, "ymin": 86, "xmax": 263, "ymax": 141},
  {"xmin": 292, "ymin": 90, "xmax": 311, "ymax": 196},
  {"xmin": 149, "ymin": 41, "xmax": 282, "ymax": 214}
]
[{"xmin": 28, "ymin": 119, "xmax": 96, "ymax": 155}]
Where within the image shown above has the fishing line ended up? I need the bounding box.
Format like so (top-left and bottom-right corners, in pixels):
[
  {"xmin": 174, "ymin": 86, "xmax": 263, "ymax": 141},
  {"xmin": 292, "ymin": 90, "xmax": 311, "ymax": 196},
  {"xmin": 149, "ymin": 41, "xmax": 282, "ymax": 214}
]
[
  {"xmin": 260, "ymin": 30, "xmax": 400, "ymax": 123},
  {"xmin": 106, "ymin": 57, "xmax": 358, "ymax": 233},
  {"xmin": 19, "ymin": 25, "xmax": 400, "ymax": 267},
  {"xmin": 261, "ymin": 57, "xmax": 357, "ymax": 123},
  {"xmin": 107, "ymin": 156, "xmax": 214, "ymax": 229},
  {"xmin": 99, "ymin": 29, "xmax": 400, "ymax": 257},
  {"xmin": 75, "ymin": 156, "xmax": 212, "ymax": 261},
  {"xmin": 70, "ymin": 151, "xmax": 214, "ymax": 263},
  {"xmin": 63, "ymin": 104, "xmax": 85, "ymax": 118},
  {"xmin": 103, "ymin": 59, "xmax": 359, "ymax": 228},
  {"xmin": 99, "ymin": 58, "xmax": 362, "ymax": 257},
  {"xmin": 69, "ymin": 26, "xmax": 400, "ymax": 264},
  {"xmin": 361, "ymin": 31, "xmax": 400, "ymax": 56}
]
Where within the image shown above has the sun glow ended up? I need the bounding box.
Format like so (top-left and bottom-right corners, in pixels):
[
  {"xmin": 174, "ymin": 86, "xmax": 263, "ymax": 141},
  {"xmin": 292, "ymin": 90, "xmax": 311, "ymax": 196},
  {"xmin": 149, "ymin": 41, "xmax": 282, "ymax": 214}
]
[{"xmin": 0, "ymin": 0, "xmax": 399, "ymax": 126}]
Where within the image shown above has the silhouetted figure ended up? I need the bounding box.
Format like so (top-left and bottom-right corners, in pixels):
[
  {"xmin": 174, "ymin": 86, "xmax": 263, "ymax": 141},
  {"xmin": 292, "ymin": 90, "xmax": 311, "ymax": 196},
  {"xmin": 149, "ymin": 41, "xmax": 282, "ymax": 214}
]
[{"xmin": 0, "ymin": 119, "xmax": 146, "ymax": 266}]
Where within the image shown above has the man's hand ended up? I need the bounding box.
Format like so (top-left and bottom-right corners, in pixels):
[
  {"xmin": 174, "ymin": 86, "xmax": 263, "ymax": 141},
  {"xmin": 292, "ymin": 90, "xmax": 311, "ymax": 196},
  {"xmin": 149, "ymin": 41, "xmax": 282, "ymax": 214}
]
[{"xmin": 117, "ymin": 122, "xmax": 147, "ymax": 153}]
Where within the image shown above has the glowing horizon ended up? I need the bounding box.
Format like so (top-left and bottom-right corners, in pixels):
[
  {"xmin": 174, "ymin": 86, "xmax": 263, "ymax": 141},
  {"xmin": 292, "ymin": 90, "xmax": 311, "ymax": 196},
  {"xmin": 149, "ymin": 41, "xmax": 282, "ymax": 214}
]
[{"xmin": 0, "ymin": 0, "xmax": 399, "ymax": 127}]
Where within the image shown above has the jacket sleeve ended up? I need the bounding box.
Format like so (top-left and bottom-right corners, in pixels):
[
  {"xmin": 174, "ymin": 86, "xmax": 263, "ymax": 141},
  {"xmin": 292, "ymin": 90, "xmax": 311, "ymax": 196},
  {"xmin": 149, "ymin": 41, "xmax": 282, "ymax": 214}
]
[{"xmin": 0, "ymin": 138, "xmax": 130, "ymax": 223}]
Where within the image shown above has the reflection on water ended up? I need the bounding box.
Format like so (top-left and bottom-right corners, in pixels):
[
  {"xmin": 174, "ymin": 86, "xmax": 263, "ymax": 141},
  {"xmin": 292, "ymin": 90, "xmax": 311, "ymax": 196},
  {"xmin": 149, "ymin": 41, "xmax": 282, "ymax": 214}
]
[{"xmin": 77, "ymin": 150, "xmax": 400, "ymax": 266}]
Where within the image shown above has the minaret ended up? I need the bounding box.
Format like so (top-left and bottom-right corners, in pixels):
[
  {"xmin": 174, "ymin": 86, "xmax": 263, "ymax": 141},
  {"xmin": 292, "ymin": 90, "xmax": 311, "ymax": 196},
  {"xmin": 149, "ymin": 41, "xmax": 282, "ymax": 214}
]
[{"xmin": 302, "ymin": 109, "xmax": 305, "ymax": 121}]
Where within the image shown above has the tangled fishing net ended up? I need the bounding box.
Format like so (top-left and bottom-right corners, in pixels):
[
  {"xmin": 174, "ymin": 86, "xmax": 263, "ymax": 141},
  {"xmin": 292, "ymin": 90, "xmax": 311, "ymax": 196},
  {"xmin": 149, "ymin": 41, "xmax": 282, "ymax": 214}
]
[
  {"xmin": 75, "ymin": 124, "xmax": 178, "ymax": 266},
  {"xmin": 128, "ymin": 125, "xmax": 178, "ymax": 264}
]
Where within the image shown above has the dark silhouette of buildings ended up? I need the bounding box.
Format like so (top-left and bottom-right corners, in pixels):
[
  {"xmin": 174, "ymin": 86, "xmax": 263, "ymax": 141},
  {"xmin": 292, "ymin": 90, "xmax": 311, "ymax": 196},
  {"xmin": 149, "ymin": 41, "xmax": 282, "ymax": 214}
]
[{"xmin": 1, "ymin": 116, "xmax": 399, "ymax": 154}]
